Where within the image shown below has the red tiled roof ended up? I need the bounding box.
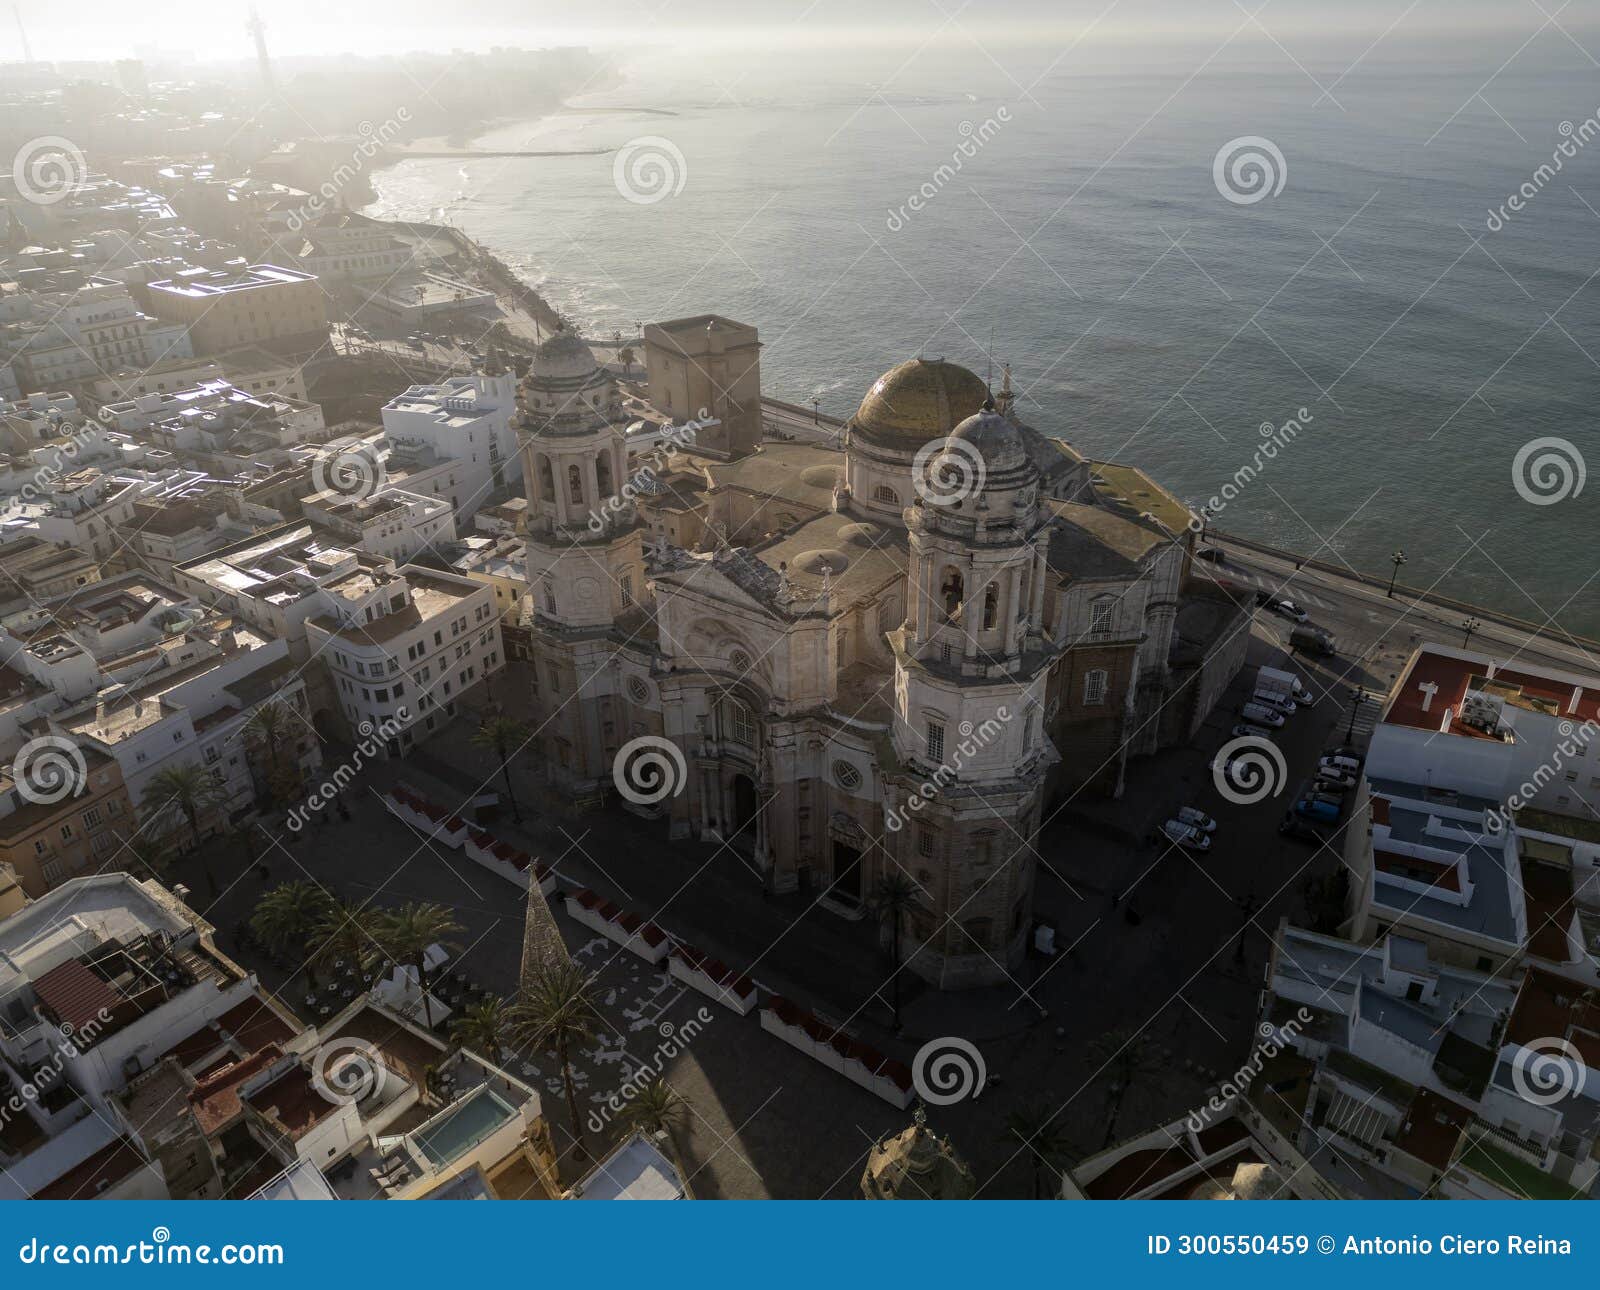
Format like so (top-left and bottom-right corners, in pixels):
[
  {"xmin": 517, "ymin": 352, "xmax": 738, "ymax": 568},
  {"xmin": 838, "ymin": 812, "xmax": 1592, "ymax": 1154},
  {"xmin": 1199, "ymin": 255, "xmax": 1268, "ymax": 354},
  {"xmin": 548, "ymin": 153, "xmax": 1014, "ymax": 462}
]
[
  {"xmin": 1521, "ymin": 862, "xmax": 1578, "ymax": 963},
  {"xmin": 1394, "ymin": 1087, "xmax": 1473, "ymax": 1169},
  {"xmin": 1385, "ymin": 649, "xmax": 1599, "ymax": 737},
  {"xmin": 1374, "ymin": 848, "xmax": 1463, "ymax": 893},
  {"xmin": 1505, "ymin": 967, "xmax": 1600, "ymax": 1069},
  {"xmin": 213, "ymin": 995, "xmax": 298, "ymax": 1050},
  {"xmin": 32, "ymin": 1139, "xmax": 148, "ymax": 1199},
  {"xmin": 189, "ymin": 1045, "xmax": 283, "ymax": 1136},
  {"xmin": 32, "ymin": 957, "xmax": 120, "ymax": 1034}
]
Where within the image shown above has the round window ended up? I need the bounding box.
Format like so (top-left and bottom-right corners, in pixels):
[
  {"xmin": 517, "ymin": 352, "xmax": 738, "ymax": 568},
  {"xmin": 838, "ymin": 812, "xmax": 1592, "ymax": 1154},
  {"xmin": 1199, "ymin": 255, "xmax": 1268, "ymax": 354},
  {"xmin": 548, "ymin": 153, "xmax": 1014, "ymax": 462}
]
[
  {"xmin": 833, "ymin": 760, "xmax": 863, "ymax": 790},
  {"xmin": 626, "ymin": 676, "xmax": 651, "ymax": 704}
]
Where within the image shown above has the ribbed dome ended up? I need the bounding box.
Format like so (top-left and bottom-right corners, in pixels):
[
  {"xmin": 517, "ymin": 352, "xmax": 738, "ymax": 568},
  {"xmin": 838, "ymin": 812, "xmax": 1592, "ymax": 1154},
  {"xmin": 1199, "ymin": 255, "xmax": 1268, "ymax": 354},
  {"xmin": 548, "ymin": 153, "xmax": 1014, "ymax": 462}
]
[
  {"xmin": 529, "ymin": 329, "xmax": 600, "ymax": 388},
  {"xmin": 852, "ymin": 358, "xmax": 989, "ymax": 445},
  {"xmin": 947, "ymin": 407, "xmax": 1029, "ymax": 473}
]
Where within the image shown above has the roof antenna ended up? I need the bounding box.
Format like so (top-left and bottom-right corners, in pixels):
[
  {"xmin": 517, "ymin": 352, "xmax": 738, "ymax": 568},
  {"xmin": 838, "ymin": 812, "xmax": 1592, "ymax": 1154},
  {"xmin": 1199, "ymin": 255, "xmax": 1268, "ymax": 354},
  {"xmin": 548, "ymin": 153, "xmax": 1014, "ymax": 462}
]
[{"xmin": 986, "ymin": 323, "xmax": 995, "ymax": 391}]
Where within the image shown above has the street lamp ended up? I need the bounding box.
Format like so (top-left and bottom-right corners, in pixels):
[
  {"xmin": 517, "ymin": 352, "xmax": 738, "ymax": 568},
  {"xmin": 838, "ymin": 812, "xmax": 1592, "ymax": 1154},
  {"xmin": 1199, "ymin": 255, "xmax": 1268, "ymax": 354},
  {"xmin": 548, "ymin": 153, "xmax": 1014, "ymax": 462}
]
[
  {"xmin": 811, "ymin": 398, "xmax": 820, "ymax": 425},
  {"xmin": 1387, "ymin": 550, "xmax": 1407, "ymax": 598},
  {"xmin": 1346, "ymin": 686, "xmax": 1366, "ymax": 744},
  {"xmin": 1198, "ymin": 506, "xmax": 1213, "ymax": 542},
  {"xmin": 1462, "ymin": 617, "xmax": 1482, "ymax": 649}
]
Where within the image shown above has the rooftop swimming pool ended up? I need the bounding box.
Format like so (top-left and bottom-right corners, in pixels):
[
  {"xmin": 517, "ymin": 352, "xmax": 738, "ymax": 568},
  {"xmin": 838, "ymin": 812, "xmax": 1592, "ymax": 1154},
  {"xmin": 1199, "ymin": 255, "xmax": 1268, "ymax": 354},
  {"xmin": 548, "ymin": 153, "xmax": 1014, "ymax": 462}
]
[{"xmin": 413, "ymin": 1086, "xmax": 517, "ymax": 1167}]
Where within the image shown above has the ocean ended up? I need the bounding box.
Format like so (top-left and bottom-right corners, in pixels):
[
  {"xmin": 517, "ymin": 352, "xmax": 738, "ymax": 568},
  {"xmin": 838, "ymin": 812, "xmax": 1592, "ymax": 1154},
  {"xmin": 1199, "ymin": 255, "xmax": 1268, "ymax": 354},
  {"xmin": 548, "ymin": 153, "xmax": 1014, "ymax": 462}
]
[{"xmin": 364, "ymin": 36, "xmax": 1600, "ymax": 636}]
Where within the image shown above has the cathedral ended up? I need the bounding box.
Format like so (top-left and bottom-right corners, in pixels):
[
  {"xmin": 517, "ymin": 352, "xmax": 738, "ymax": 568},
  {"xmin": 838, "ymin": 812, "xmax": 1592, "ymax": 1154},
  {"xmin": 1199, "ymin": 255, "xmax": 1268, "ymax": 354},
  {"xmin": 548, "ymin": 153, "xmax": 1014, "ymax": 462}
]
[{"xmin": 516, "ymin": 317, "xmax": 1247, "ymax": 989}]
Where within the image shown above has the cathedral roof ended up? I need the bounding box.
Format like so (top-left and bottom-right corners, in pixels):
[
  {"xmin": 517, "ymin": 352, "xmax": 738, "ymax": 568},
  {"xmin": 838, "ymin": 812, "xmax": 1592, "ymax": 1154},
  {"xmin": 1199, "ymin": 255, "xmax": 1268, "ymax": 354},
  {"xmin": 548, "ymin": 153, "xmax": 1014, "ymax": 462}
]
[
  {"xmin": 851, "ymin": 358, "xmax": 990, "ymax": 447},
  {"xmin": 946, "ymin": 405, "xmax": 1033, "ymax": 478}
]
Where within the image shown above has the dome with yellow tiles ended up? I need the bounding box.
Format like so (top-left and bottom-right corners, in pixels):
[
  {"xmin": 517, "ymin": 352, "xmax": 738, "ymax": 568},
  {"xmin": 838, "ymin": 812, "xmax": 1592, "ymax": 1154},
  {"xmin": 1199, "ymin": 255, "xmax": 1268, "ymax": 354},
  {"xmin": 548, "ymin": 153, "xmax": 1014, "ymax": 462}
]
[{"xmin": 851, "ymin": 358, "xmax": 990, "ymax": 447}]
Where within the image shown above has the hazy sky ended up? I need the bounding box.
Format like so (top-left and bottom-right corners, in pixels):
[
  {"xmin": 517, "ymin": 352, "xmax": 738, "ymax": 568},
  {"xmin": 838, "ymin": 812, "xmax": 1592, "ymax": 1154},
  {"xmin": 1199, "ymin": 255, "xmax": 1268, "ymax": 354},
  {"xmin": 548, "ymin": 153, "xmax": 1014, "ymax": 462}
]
[{"xmin": 11, "ymin": 0, "xmax": 1593, "ymax": 65}]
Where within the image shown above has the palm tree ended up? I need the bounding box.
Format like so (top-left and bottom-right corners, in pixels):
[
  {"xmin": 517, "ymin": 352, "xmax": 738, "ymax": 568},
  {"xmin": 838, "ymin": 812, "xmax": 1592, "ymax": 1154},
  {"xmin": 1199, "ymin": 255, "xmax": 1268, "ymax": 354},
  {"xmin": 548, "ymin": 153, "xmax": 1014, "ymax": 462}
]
[
  {"xmin": 141, "ymin": 763, "xmax": 225, "ymax": 895},
  {"xmin": 374, "ymin": 902, "xmax": 462, "ymax": 1029},
  {"xmin": 450, "ymin": 996, "xmax": 509, "ymax": 1059},
  {"xmin": 471, "ymin": 714, "xmax": 529, "ymax": 824},
  {"xmin": 1002, "ymin": 1103, "xmax": 1074, "ymax": 1198},
  {"xmin": 310, "ymin": 895, "xmax": 384, "ymax": 980},
  {"xmin": 513, "ymin": 958, "xmax": 601, "ymax": 1161},
  {"xmin": 868, "ymin": 871, "xmax": 921, "ymax": 1031},
  {"xmin": 1087, "ymin": 1028, "xmax": 1166, "ymax": 1149},
  {"xmin": 242, "ymin": 701, "xmax": 297, "ymax": 806},
  {"xmin": 251, "ymin": 882, "xmax": 333, "ymax": 985},
  {"xmin": 618, "ymin": 1077, "xmax": 689, "ymax": 1175},
  {"xmin": 618, "ymin": 346, "xmax": 635, "ymax": 375}
]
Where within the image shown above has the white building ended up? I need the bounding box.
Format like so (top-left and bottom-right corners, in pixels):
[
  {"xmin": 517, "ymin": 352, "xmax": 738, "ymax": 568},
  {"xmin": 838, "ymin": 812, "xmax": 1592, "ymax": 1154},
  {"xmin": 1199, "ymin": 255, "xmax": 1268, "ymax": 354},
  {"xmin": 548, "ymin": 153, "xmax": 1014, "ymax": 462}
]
[
  {"xmin": 304, "ymin": 563, "xmax": 503, "ymax": 756},
  {"xmin": 300, "ymin": 486, "xmax": 454, "ymax": 564},
  {"xmin": 380, "ymin": 368, "xmax": 519, "ymax": 523},
  {"xmin": 0, "ymin": 873, "xmax": 295, "ymax": 1200},
  {"xmin": 0, "ymin": 280, "xmax": 191, "ymax": 394}
]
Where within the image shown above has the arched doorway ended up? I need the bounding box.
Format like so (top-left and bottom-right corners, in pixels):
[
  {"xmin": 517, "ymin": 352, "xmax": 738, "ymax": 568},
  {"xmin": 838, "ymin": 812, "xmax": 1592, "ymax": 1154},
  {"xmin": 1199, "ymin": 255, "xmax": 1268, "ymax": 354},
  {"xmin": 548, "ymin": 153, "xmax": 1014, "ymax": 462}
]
[{"xmin": 730, "ymin": 774, "xmax": 758, "ymax": 849}]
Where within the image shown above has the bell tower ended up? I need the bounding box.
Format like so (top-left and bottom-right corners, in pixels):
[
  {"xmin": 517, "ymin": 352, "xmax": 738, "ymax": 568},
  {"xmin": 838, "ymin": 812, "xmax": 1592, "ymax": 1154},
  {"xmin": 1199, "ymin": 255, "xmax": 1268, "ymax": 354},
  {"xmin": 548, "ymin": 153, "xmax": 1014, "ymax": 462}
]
[{"xmin": 519, "ymin": 328, "xmax": 643, "ymax": 629}]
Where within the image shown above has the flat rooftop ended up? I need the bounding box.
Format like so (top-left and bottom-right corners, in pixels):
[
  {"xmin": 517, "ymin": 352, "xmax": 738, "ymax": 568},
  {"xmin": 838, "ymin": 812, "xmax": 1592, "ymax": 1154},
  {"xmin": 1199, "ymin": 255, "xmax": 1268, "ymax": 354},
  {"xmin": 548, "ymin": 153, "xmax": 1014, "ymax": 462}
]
[{"xmin": 1384, "ymin": 647, "xmax": 1600, "ymax": 737}]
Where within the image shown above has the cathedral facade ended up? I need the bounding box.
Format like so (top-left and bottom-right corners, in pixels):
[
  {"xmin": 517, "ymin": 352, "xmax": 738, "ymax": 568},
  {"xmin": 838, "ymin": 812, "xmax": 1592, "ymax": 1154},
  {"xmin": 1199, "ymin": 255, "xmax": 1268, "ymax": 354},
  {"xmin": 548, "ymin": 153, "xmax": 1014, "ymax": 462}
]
[{"xmin": 517, "ymin": 320, "xmax": 1245, "ymax": 989}]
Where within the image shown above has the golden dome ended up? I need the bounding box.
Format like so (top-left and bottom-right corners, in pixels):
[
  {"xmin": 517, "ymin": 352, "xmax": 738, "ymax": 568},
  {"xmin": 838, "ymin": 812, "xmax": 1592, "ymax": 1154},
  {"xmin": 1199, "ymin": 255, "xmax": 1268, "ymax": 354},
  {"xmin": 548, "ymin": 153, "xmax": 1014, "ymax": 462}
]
[{"xmin": 852, "ymin": 358, "xmax": 990, "ymax": 445}]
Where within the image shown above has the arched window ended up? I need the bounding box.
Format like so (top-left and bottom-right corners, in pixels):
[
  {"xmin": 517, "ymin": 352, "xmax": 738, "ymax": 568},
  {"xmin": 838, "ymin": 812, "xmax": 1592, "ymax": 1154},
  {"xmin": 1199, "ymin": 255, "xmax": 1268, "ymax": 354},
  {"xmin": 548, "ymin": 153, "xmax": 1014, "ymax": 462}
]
[
  {"xmin": 982, "ymin": 583, "xmax": 998, "ymax": 630},
  {"xmin": 1084, "ymin": 668, "xmax": 1108, "ymax": 705},
  {"xmin": 940, "ymin": 566, "xmax": 964, "ymax": 619},
  {"xmin": 595, "ymin": 451, "xmax": 613, "ymax": 498},
  {"xmin": 567, "ymin": 464, "xmax": 584, "ymax": 505},
  {"xmin": 537, "ymin": 455, "xmax": 555, "ymax": 504},
  {"xmin": 873, "ymin": 484, "xmax": 899, "ymax": 505}
]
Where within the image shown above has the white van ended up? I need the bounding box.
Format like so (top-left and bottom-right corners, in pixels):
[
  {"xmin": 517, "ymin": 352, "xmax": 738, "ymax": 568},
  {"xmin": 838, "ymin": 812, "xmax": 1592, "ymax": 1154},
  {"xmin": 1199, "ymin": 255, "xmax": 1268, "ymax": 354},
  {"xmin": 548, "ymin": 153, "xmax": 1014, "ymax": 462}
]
[
  {"xmin": 1240, "ymin": 702, "xmax": 1286, "ymax": 728},
  {"xmin": 1253, "ymin": 688, "xmax": 1297, "ymax": 715}
]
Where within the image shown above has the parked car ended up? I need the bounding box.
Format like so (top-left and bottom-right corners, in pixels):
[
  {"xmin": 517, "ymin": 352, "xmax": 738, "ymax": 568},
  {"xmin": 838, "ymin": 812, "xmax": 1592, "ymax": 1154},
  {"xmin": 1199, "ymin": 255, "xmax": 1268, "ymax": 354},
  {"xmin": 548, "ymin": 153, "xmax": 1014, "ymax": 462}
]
[
  {"xmin": 1240, "ymin": 702, "xmax": 1286, "ymax": 728},
  {"xmin": 1160, "ymin": 819, "xmax": 1213, "ymax": 852},
  {"xmin": 1325, "ymin": 744, "xmax": 1364, "ymax": 764},
  {"xmin": 1279, "ymin": 812, "xmax": 1329, "ymax": 842},
  {"xmin": 1177, "ymin": 806, "xmax": 1217, "ymax": 833},
  {"xmin": 1315, "ymin": 766, "xmax": 1359, "ymax": 790},
  {"xmin": 1270, "ymin": 598, "xmax": 1309, "ymax": 623},
  {"xmin": 1252, "ymin": 689, "xmax": 1298, "ymax": 716},
  {"xmin": 1321, "ymin": 753, "xmax": 1361, "ymax": 775},
  {"xmin": 1294, "ymin": 796, "xmax": 1341, "ymax": 823},
  {"xmin": 1195, "ymin": 547, "xmax": 1226, "ymax": 563},
  {"xmin": 1290, "ymin": 626, "xmax": 1337, "ymax": 657},
  {"xmin": 1231, "ymin": 721, "xmax": 1275, "ymax": 740}
]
